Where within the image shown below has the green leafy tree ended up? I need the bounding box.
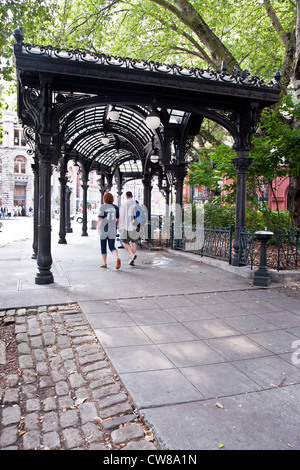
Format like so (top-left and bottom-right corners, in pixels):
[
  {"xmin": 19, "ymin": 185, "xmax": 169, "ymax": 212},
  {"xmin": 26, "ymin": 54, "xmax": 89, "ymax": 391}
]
[
  {"xmin": 188, "ymin": 94, "xmax": 300, "ymax": 227},
  {"xmin": 2, "ymin": 1, "xmax": 295, "ymax": 85},
  {"xmin": 187, "ymin": 144, "xmax": 236, "ymax": 202},
  {"xmin": 1, "ymin": 0, "xmax": 299, "ymax": 222},
  {"xmin": 250, "ymin": 94, "xmax": 300, "ymax": 226}
]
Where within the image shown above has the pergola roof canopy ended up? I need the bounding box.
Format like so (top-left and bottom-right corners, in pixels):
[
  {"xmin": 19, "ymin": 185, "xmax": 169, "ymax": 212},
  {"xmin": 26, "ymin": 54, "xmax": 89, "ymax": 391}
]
[
  {"xmin": 60, "ymin": 102, "xmax": 187, "ymax": 174},
  {"xmin": 14, "ymin": 28, "xmax": 281, "ymax": 179}
]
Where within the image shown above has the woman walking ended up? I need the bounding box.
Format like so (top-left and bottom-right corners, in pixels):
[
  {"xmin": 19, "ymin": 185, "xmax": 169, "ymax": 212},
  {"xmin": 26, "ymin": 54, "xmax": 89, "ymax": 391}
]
[{"xmin": 97, "ymin": 192, "xmax": 121, "ymax": 270}]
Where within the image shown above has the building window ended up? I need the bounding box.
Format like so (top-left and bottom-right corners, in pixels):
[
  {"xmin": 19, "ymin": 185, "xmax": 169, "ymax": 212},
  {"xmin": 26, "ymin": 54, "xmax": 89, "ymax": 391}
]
[
  {"xmin": 14, "ymin": 156, "xmax": 27, "ymax": 174},
  {"xmin": 14, "ymin": 129, "xmax": 26, "ymax": 147}
]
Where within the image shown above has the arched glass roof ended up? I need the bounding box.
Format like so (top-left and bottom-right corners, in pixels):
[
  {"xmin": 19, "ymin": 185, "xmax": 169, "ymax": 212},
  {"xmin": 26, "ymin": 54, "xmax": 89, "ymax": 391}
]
[{"xmin": 60, "ymin": 104, "xmax": 160, "ymax": 170}]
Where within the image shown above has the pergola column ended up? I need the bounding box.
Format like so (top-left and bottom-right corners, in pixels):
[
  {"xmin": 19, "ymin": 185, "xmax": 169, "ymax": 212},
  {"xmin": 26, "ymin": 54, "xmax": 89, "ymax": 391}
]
[
  {"xmin": 35, "ymin": 154, "xmax": 54, "ymax": 285},
  {"xmin": 71, "ymin": 164, "xmax": 79, "ymax": 214},
  {"xmin": 31, "ymin": 159, "xmax": 39, "ymax": 259},
  {"xmin": 174, "ymin": 166, "xmax": 186, "ymax": 249},
  {"xmin": 115, "ymin": 169, "xmax": 123, "ymax": 207},
  {"xmin": 117, "ymin": 186, "xmax": 123, "ymax": 208},
  {"xmin": 231, "ymin": 151, "xmax": 253, "ymax": 266},
  {"xmin": 143, "ymin": 172, "xmax": 152, "ymax": 241},
  {"xmin": 81, "ymin": 175, "xmax": 88, "ymax": 237},
  {"xmin": 65, "ymin": 185, "xmax": 72, "ymax": 233},
  {"xmin": 58, "ymin": 166, "xmax": 67, "ymax": 244},
  {"xmin": 99, "ymin": 174, "xmax": 106, "ymax": 204}
]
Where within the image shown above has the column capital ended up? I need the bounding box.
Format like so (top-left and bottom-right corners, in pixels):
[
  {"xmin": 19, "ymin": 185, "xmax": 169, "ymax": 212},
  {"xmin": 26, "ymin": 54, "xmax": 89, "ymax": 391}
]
[
  {"xmin": 232, "ymin": 157, "xmax": 253, "ymax": 172},
  {"xmin": 36, "ymin": 142, "xmax": 59, "ymax": 165},
  {"xmin": 231, "ymin": 102, "xmax": 261, "ymax": 151}
]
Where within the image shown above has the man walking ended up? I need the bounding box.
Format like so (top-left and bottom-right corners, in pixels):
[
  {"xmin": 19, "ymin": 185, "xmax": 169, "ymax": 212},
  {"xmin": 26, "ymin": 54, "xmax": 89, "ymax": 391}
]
[{"xmin": 120, "ymin": 191, "xmax": 138, "ymax": 265}]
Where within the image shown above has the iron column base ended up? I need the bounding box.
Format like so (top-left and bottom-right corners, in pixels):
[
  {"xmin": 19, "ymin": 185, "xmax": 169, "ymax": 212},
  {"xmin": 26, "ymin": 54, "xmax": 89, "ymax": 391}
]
[
  {"xmin": 35, "ymin": 271, "xmax": 54, "ymax": 285},
  {"xmin": 253, "ymin": 270, "xmax": 271, "ymax": 287}
]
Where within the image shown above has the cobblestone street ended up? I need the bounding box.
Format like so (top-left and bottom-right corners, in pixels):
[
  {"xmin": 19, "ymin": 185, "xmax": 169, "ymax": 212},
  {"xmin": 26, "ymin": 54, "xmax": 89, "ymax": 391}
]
[{"xmin": 0, "ymin": 303, "xmax": 159, "ymax": 450}]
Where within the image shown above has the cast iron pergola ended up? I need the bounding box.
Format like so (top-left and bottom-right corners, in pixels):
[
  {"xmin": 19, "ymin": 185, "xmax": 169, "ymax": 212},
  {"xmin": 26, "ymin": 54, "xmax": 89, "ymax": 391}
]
[{"xmin": 13, "ymin": 27, "xmax": 281, "ymax": 285}]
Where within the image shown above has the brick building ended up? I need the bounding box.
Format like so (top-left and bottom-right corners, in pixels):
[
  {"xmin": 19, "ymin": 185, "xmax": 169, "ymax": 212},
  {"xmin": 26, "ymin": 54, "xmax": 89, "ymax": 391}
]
[{"xmin": 0, "ymin": 110, "xmax": 34, "ymax": 215}]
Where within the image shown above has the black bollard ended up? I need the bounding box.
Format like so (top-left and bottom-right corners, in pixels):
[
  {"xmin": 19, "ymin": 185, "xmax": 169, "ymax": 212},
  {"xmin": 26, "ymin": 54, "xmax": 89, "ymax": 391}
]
[{"xmin": 253, "ymin": 231, "xmax": 274, "ymax": 287}]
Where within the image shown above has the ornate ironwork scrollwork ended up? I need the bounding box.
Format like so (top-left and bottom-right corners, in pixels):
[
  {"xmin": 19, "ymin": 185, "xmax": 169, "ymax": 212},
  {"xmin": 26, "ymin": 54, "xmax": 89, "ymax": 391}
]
[
  {"xmin": 229, "ymin": 104, "xmax": 262, "ymax": 151},
  {"xmin": 23, "ymin": 125, "xmax": 35, "ymax": 156},
  {"xmin": 22, "ymin": 87, "xmax": 40, "ymax": 130},
  {"xmin": 20, "ymin": 43, "xmax": 280, "ymax": 89}
]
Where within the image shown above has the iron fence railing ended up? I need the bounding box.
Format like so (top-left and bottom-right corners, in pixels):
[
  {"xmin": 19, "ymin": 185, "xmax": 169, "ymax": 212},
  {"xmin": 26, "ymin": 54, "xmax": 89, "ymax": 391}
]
[
  {"xmin": 148, "ymin": 222, "xmax": 300, "ymax": 271},
  {"xmin": 173, "ymin": 225, "xmax": 233, "ymax": 263},
  {"xmin": 239, "ymin": 228, "xmax": 300, "ymax": 271},
  {"xmin": 151, "ymin": 223, "xmax": 233, "ymax": 263}
]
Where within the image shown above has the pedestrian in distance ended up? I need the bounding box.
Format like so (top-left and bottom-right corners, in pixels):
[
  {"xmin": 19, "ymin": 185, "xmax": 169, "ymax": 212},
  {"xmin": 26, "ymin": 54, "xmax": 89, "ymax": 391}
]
[{"xmin": 97, "ymin": 192, "xmax": 121, "ymax": 270}]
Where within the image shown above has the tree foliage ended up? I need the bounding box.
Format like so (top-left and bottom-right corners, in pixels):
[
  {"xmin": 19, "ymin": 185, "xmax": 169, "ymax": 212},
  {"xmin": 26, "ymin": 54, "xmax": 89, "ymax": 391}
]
[
  {"xmin": 187, "ymin": 94, "xmax": 300, "ymax": 224},
  {"xmin": 1, "ymin": 0, "xmax": 299, "ymax": 223},
  {"xmin": 1, "ymin": 1, "xmax": 297, "ymax": 83}
]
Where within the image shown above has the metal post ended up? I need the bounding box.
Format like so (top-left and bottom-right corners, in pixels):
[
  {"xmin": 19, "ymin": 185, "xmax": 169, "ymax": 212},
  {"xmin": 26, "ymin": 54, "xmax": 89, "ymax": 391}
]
[
  {"xmin": 253, "ymin": 231, "xmax": 274, "ymax": 287},
  {"xmin": 231, "ymin": 152, "xmax": 253, "ymax": 266},
  {"xmin": 58, "ymin": 167, "xmax": 67, "ymax": 244},
  {"xmin": 81, "ymin": 176, "xmax": 88, "ymax": 237},
  {"xmin": 65, "ymin": 185, "xmax": 72, "ymax": 233},
  {"xmin": 35, "ymin": 157, "xmax": 54, "ymax": 285},
  {"xmin": 229, "ymin": 226, "xmax": 233, "ymax": 265},
  {"xmin": 31, "ymin": 160, "xmax": 39, "ymax": 258},
  {"xmin": 143, "ymin": 172, "xmax": 152, "ymax": 243},
  {"xmin": 173, "ymin": 167, "xmax": 186, "ymax": 250}
]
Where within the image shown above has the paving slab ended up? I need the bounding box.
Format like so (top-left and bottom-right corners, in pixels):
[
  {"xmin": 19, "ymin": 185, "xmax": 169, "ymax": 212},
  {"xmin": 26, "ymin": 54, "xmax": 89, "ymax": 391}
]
[
  {"xmin": 180, "ymin": 362, "xmax": 261, "ymax": 397},
  {"xmin": 142, "ymin": 384, "xmax": 300, "ymax": 450}
]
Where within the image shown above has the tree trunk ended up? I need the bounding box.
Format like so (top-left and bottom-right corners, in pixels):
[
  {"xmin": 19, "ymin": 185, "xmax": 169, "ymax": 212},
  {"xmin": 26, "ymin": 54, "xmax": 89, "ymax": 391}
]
[
  {"xmin": 264, "ymin": 0, "xmax": 296, "ymax": 91},
  {"xmin": 291, "ymin": 1, "xmax": 300, "ymax": 226},
  {"xmin": 293, "ymin": 0, "xmax": 300, "ymax": 100},
  {"xmin": 288, "ymin": 174, "xmax": 300, "ymax": 228}
]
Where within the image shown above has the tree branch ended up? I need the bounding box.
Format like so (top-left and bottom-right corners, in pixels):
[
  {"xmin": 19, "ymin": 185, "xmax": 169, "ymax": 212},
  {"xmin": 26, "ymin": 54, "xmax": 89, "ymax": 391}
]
[
  {"xmin": 149, "ymin": 0, "xmax": 240, "ymax": 69},
  {"xmin": 263, "ymin": 0, "xmax": 291, "ymax": 45},
  {"xmin": 158, "ymin": 17, "xmax": 218, "ymax": 68},
  {"xmin": 65, "ymin": 0, "xmax": 122, "ymax": 36},
  {"xmin": 263, "ymin": 0, "xmax": 296, "ymax": 90}
]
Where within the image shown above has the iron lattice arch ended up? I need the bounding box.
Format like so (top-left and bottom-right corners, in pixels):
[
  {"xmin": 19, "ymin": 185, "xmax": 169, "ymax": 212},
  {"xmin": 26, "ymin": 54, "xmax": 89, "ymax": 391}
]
[
  {"xmin": 13, "ymin": 27, "xmax": 281, "ymax": 284},
  {"xmin": 58, "ymin": 101, "xmax": 160, "ymax": 174}
]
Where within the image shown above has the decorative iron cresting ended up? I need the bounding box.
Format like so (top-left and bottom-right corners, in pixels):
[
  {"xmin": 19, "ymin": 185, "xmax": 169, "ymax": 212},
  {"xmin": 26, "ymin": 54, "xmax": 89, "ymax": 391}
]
[{"xmin": 21, "ymin": 43, "xmax": 281, "ymax": 90}]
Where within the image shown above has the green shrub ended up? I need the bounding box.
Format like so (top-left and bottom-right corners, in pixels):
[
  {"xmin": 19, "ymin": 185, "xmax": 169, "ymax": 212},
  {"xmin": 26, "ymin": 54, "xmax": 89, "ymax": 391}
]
[
  {"xmin": 203, "ymin": 200, "xmax": 291, "ymax": 232},
  {"xmin": 183, "ymin": 199, "xmax": 292, "ymax": 233},
  {"xmin": 246, "ymin": 208, "xmax": 291, "ymax": 233},
  {"xmin": 204, "ymin": 199, "xmax": 235, "ymax": 228}
]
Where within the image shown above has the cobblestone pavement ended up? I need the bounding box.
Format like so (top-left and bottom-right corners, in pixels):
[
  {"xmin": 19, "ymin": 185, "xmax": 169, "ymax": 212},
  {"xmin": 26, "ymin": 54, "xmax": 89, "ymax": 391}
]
[{"xmin": 0, "ymin": 303, "xmax": 160, "ymax": 450}]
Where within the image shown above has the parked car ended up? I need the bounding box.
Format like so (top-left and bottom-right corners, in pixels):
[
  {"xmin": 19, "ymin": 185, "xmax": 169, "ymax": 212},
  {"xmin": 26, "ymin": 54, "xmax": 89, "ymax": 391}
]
[{"xmin": 71, "ymin": 210, "xmax": 98, "ymax": 224}]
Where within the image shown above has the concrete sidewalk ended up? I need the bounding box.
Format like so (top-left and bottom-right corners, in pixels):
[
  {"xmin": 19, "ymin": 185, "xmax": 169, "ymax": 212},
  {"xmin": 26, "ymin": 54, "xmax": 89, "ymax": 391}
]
[{"xmin": 1, "ymin": 218, "xmax": 300, "ymax": 450}]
